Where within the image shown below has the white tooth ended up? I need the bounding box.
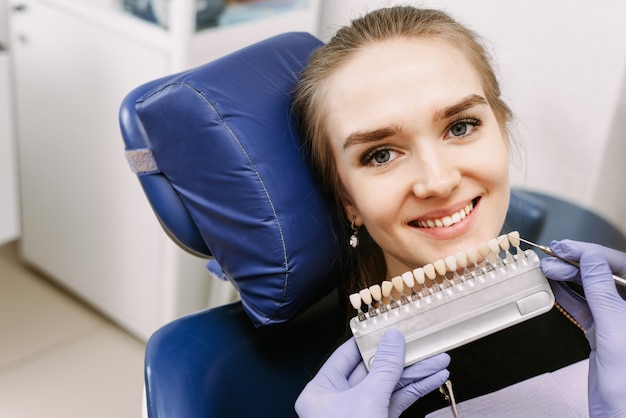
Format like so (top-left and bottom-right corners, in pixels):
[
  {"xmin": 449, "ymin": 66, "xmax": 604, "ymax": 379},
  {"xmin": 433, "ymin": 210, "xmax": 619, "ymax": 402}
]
[
  {"xmin": 508, "ymin": 231, "xmax": 520, "ymax": 247},
  {"xmin": 478, "ymin": 242, "xmax": 491, "ymax": 258},
  {"xmin": 452, "ymin": 212, "xmax": 461, "ymax": 224},
  {"xmin": 466, "ymin": 247, "xmax": 478, "ymax": 264},
  {"xmin": 423, "ymin": 263, "xmax": 436, "ymax": 280},
  {"xmin": 460, "ymin": 208, "xmax": 466, "ymax": 219},
  {"xmin": 402, "ymin": 271, "xmax": 415, "ymax": 288},
  {"xmin": 434, "ymin": 259, "xmax": 447, "ymax": 275},
  {"xmin": 435, "ymin": 219, "xmax": 444, "ymax": 227},
  {"xmin": 381, "ymin": 281, "xmax": 393, "ymax": 297},
  {"xmin": 488, "ymin": 238, "xmax": 500, "ymax": 254},
  {"xmin": 359, "ymin": 288, "xmax": 372, "ymax": 305},
  {"xmin": 465, "ymin": 204, "xmax": 471, "ymax": 214},
  {"xmin": 369, "ymin": 284, "xmax": 382, "ymax": 301},
  {"xmin": 455, "ymin": 251, "xmax": 467, "ymax": 268},
  {"xmin": 442, "ymin": 216, "xmax": 453, "ymax": 227},
  {"xmin": 445, "ymin": 255, "xmax": 457, "ymax": 272},
  {"xmin": 498, "ymin": 234, "xmax": 510, "ymax": 251},
  {"xmin": 391, "ymin": 276, "xmax": 404, "ymax": 292},
  {"xmin": 418, "ymin": 221, "xmax": 425, "ymax": 228},
  {"xmin": 349, "ymin": 293, "xmax": 362, "ymax": 310},
  {"xmin": 427, "ymin": 219, "xmax": 436, "ymax": 228},
  {"xmin": 413, "ymin": 267, "xmax": 425, "ymax": 284}
]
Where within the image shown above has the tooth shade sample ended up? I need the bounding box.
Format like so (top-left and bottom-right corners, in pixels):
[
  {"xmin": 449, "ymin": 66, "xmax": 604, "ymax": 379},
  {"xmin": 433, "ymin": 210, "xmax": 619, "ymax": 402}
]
[
  {"xmin": 423, "ymin": 263, "xmax": 436, "ymax": 280},
  {"xmin": 498, "ymin": 234, "xmax": 511, "ymax": 251},
  {"xmin": 369, "ymin": 284, "xmax": 382, "ymax": 301},
  {"xmin": 478, "ymin": 242, "xmax": 490, "ymax": 258},
  {"xmin": 508, "ymin": 231, "xmax": 521, "ymax": 247},
  {"xmin": 455, "ymin": 251, "xmax": 467, "ymax": 268},
  {"xmin": 413, "ymin": 267, "xmax": 425, "ymax": 284},
  {"xmin": 434, "ymin": 259, "xmax": 447, "ymax": 276},
  {"xmin": 391, "ymin": 276, "xmax": 404, "ymax": 292},
  {"xmin": 349, "ymin": 293, "xmax": 362, "ymax": 310},
  {"xmin": 466, "ymin": 247, "xmax": 478, "ymax": 264},
  {"xmin": 381, "ymin": 281, "xmax": 393, "ymax": 297},
  {"xmin": 359, "ymin": 288, "xmax": 372, "ymax": 305},
  {"xmin": 402, "ymin": 271, "xmax": 415, "ymax": 288},
  {"xmin": 488, "ymin": 238, "xmax": 500, "ymax": 254},
  {"xmin": 445, "ymin": 255, "xmax": 457, "ymax": 272}
]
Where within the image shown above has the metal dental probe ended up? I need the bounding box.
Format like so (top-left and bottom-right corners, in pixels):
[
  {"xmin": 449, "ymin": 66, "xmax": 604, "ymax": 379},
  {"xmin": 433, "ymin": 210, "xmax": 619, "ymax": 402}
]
[{"xmin": 512, "ymin": 235, "xmax": 626, "ymax": 288}]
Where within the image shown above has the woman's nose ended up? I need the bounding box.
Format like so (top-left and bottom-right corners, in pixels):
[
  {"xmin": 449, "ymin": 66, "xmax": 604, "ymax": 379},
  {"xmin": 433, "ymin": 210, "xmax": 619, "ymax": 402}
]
[{"xmin": 410, "ymin": 147, "xmax": 461, "ymax": 199}]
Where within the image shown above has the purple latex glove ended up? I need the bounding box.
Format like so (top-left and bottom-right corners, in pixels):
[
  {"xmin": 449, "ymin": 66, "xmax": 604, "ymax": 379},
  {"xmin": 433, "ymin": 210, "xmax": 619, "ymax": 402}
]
[
  {"xmin": 295, "ymin": 329, "xmax": 450, "ymax": 418},
  {"xmin": 541, "ymin": 239, "xmax": 626, "ymax": 418}
]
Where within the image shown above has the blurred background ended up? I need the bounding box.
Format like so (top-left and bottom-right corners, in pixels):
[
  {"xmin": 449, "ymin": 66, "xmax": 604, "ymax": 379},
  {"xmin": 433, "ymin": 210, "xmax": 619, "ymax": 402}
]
[{"xmin": 0, "ymin": 0, "xmax": 624, "ymax": 416}]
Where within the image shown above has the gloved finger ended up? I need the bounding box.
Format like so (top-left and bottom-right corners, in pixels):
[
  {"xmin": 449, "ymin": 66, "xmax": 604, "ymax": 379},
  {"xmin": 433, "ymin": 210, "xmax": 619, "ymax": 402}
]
[
  {"xmin": 389, "ymin": 369, "xmax": 450, "ymax": 418},
  {"xmin": 396, "ymin": 353, "xmax": 451, "ymax": 389},
  {"xmin": 578, "ymin": 250, "xmax": 624, "ymax": 308},
  {"xmin": 366, "ymin": 329, "xmax": 405, "ymax": 394},
  {"xmin": 541, "ymin": 257, "xmax": 581, "ymax": 282},
  {"xmin": 549, "ymin": 281, "xmax": 593, "ymax": 330},
  {"xmin": 602, "ymin": 246, "xmax": 626, "ymax": 278}
]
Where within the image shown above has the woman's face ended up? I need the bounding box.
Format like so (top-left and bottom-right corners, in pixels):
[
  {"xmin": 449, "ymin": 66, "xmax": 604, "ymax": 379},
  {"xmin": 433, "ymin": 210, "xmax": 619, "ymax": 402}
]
[{"xmin": 322, "ymin": 37, "xmax": 510, "ymax": 278}]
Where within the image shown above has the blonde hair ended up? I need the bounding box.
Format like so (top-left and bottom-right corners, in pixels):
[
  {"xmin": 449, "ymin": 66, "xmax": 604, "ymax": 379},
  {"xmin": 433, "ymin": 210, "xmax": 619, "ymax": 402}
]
[{"xmin": 292, "ymin": 6, "xmax": 513, "ymax": 293}]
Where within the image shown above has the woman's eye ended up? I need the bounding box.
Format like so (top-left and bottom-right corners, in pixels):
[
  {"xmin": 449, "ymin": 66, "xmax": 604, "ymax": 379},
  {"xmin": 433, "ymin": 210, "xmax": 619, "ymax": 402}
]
[
  {"xmin": 448, "ymin": 119, "xmax": 480, "ymax": 138},
  {"xmin": 362, "ymin": 148, "xmax": 397, "ymax": 166}
]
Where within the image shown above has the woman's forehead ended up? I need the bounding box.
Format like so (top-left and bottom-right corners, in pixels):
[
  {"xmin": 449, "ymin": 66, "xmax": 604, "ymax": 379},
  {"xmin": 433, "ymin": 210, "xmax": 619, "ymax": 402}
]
[{"xmin": 321, "ymin": 37, "xmax": 484, "ymax": 142}]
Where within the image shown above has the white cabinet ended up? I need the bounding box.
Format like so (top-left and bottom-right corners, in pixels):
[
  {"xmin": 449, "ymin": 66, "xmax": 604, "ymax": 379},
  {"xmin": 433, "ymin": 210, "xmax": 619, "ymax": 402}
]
[{"xmin": 9, "ymin": 0, "xmax": 321, "ymax": 340}]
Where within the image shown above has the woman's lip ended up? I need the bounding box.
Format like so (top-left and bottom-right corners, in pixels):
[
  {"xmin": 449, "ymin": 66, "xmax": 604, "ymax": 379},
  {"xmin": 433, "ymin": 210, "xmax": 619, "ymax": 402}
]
[{"xmin": 411, "ymin": 197, "xmax": 480, "ymax": 225}]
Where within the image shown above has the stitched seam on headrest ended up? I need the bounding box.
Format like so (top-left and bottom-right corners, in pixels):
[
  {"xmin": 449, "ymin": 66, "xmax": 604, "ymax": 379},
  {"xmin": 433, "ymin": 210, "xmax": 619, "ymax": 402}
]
[{"xmin": 186, "ymin": 84, "xmax": 290, "ymax": 322}]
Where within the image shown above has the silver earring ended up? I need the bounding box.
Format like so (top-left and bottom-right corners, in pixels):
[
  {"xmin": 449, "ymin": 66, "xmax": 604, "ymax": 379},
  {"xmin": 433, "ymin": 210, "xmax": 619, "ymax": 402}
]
[{"xmin": 349, "ymin": 216, "xmax": 360, "ymax": 248}]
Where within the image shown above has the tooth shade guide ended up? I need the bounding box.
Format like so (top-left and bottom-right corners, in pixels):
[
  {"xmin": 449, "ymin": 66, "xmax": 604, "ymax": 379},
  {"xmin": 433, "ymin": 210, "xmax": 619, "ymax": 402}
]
[
  {"xmin": 348, "ymin": 231, "xmax": 536, "ymax": 320},
  {"xmin": 349, "ymin": 234, "xmax": 553, "ymax": 370}
]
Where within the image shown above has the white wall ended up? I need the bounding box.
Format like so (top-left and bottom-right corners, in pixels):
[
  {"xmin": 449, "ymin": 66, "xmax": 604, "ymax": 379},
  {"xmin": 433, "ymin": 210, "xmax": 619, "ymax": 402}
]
[
  {"xmin": 318, "ymin": 0, "xmax": 626, "ymax": 237},
  {"xmin": 0, "ymin": 0, "xmax": 7, "ymax": 46}
]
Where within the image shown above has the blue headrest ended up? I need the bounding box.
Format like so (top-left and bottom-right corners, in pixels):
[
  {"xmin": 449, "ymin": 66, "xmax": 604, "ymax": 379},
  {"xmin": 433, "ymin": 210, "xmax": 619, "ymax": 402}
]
[{"xmin": 120, "ymin": 32, "xmax": 341, "ymax": 326}]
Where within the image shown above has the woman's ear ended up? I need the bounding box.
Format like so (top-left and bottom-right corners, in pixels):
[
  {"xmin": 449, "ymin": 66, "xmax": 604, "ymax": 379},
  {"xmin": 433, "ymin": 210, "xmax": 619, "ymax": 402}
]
[{"xmin": 343, "ymin": 201, "xmax": 362, "ymax": 227}]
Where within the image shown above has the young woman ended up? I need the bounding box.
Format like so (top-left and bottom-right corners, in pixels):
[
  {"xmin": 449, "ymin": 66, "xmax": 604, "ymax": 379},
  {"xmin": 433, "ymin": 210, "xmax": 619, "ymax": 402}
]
[{"xmin": 292, "ymin": 6, "xmax": 626, "ymax": 417}]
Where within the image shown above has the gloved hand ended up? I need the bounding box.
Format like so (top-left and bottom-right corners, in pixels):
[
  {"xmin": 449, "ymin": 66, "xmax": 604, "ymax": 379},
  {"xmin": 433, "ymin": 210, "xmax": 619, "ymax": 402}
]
[
  {"xmin": 541, "ymin": 239, "xmax": 626, "ymax": 418},
  {"xmin": 295, "ymin": 329, "xmax": 450, "ymax": 418}
]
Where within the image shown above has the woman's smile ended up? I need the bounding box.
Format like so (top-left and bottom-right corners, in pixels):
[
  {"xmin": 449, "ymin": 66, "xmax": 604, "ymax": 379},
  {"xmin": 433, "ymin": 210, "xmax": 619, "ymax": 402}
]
[{"xmin": 410, "ymin": 197, "xmax": 479, "ymax": 229}]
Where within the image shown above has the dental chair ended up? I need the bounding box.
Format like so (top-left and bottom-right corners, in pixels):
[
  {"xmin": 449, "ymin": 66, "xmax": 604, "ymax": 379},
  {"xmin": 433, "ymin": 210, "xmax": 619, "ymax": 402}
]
[{"xmin": 118, "ymin": 32, "xmax": 626, "ymax": 418}]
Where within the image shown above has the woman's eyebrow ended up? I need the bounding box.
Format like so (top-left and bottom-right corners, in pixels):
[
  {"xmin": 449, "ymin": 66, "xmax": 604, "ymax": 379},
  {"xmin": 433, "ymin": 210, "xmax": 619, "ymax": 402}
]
[
  {"xmin": 433, "ymin": 94, "xmax": 488, "ymax": 122},
  {"xmin": 343, "ymin": 126, "xmax": 400, "ymax": 151}
]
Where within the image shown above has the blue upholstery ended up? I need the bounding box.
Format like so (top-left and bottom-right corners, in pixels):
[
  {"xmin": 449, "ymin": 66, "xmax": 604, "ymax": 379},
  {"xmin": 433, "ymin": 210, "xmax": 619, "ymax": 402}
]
[
  {"xmin": 119, "ymin": 32, "xmax": 626, "ymax": 418},
  {"xmin": 120, "ymin": 32, "xmax": 341, "ymax": 327}
]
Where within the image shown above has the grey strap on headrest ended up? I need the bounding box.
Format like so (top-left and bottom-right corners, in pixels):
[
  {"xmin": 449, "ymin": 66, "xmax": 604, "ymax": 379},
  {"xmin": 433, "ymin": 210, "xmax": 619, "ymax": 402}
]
[{"xmin": 125, "ymin": 148, "xmax": 160, "ymax": 175}]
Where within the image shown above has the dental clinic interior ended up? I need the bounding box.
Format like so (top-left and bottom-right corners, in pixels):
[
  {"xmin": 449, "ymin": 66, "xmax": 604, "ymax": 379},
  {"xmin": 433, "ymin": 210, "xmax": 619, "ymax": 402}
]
[{"xmin": 0, "ymin": 0, "xmax": 624, "ymax": 417}]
